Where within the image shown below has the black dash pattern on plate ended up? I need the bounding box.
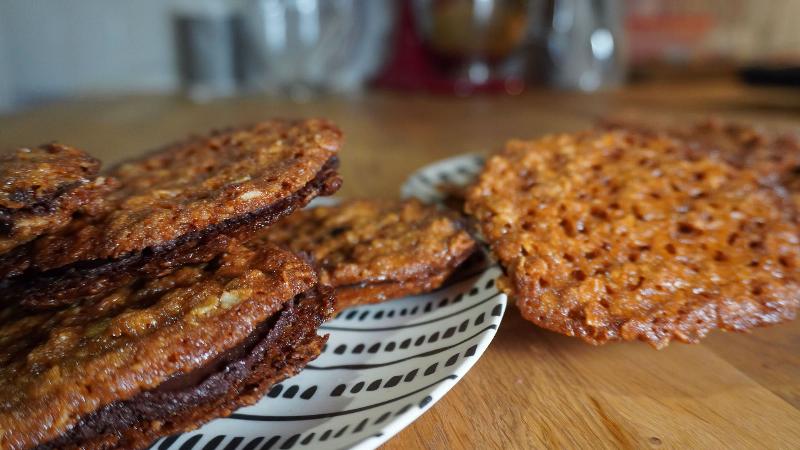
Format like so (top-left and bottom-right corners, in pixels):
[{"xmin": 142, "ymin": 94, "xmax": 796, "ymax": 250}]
[
  {"xmin": 330, "ymin": 274, "xmax": 497, "ymax": 323},
  {"xmin": 157, "ymin": 262, "xmax": 504, "ymax": 450}
]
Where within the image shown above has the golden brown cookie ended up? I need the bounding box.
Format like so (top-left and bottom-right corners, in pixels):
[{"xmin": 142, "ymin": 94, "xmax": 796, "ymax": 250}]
[
  {"xmin": 673, "ymin": 119, "xmax": 800, "ymax": 214},
  {"xmin": 0, "ymin": 143, "xmax": 115, "ymax": 254},
  {"xmin": 466, "ymin": 130, "xmax": 800, "ymax": 348},
  {"xmin": 262, "ymin": 199, "xmax": 477, "ymax": 310},
  {"xmin": 0, "ymin": 119, "xmax": 342, "ymax": 308},
  {"xmin": 602, "ymin": 117, "xmax": 800, "ymax": 211},
  {"xmin": 0, "ymin": 242, "xmax": 334, "ymax": 450}
]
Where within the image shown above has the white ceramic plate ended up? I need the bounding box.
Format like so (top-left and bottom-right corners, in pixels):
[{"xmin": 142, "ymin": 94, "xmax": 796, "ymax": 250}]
[
  {"xmin": 151, "ymin": 156, "xmax": 504, "ymax": 450},
  {"xmin": 151, "ymin": 260, "xmax": 503, "ymax": 450},
  {"xmin": 400, "ymin": 153, "xmax": 484, "ymax": 204}
]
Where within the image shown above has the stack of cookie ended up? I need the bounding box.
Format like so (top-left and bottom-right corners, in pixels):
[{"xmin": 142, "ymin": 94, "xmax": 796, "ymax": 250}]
[
  {"xmin": 0, "ymin": 119, "xmax": 477, "ymax": 450},
  {"xmin": 465, "ymin": 122, "xmax": 800, "ymax": 349}
]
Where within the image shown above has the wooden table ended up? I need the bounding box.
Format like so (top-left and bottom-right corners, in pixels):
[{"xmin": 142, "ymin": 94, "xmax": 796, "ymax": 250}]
[{"xmin": 2, "ymin": 79, "xmax": 799, "ymax": 449}]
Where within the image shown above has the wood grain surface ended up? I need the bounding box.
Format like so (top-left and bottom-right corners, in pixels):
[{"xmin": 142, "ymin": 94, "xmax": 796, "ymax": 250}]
[{"xmin": 1, "ymin": 79, "xmax": 798, "ymax": 449}]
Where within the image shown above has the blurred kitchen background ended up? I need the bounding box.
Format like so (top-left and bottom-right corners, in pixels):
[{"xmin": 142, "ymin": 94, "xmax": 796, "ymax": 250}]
[{"xmin": 0, "ymin": 0, "xmax": 799, "ymax": 114}]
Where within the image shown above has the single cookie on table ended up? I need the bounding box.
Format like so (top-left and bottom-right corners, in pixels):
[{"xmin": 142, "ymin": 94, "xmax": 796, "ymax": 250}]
[
  {"xmin": 0, "ymin": 119, "xmax": 343, "ymax": 308},
  {"xmin": 0, "ymin": 241, "xmax": 334, "ymax": 450},
  {"xmin": 262, "ymin": 199, "xmax": 477, "ymax": 310},
  {"xmin": 0, "ymin": 143, "xmax": 116, "ymax": 254},
  {"xmin": 466, "ymin": 130, "xmax": 800, "ymax": 348}
]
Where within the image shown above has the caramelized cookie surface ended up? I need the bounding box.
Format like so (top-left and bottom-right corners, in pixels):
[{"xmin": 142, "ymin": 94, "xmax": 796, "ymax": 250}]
[
  {"xmin": 263, "ymin": 199, "xmax": 476, "ymax": 309},
  {"xmin": 603, "ymin": 117, "xmax": 800, "ymax": 212},
  {"xmin": 466, "ymin": 131, "xmax": 800, "ymax": 348},
  {"xmin": 0, "ymin": 242, "xmax": 323, "ymax": 449},
  {"xmin": 0, "ymin": 119, "xmax": 342, "ymax": 307},
  {"xmin": 0, "ymin": 144, "xmax": 114, "ymax": 254}
]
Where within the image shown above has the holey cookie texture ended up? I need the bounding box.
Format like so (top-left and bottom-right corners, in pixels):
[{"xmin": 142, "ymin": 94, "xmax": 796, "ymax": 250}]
[
  {"xmin": 0, "ymin": 242, "xmax": 332, "ymax": 450},
  {"xmin": 602, "ymin": 117, "xmax": 800, "ymax": 213},
  {"xmin": 466, "ymin": 130, "xmax": 800, "ymax": 348},
  {"xmin": 0, "ymin": 119, "xmax": 342, "ymax": 308}
]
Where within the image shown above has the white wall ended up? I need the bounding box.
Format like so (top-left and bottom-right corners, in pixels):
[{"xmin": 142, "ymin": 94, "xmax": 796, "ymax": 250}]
[
  {"xmin": 0, "ymin": 23, "xmax": 13, "ymax": 113},
  {"xmin": 0, "ymin": 0, "xmax": 180, "ymax": 111}
]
